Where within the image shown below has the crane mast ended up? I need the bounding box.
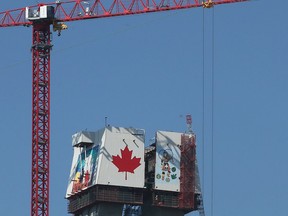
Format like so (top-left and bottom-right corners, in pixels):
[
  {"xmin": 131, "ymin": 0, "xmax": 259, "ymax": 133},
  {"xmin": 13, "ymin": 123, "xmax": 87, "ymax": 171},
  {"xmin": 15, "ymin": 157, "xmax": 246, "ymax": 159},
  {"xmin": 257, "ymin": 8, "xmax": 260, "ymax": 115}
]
[
  {"xmin": 0, "ymin": 1, "xmax": 248, "ymax": 216},
  {"xmin": 31, "ymin": 21, "xmax": 52, "ymax": 216}
]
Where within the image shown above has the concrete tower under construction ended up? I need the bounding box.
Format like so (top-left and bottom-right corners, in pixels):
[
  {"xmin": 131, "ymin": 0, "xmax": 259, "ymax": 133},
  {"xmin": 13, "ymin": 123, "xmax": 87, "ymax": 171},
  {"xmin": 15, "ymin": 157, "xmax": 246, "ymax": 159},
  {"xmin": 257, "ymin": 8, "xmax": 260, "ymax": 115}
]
[{"xmin": 66, "ymin": 125, "xmax": 204, "ymax": 216}]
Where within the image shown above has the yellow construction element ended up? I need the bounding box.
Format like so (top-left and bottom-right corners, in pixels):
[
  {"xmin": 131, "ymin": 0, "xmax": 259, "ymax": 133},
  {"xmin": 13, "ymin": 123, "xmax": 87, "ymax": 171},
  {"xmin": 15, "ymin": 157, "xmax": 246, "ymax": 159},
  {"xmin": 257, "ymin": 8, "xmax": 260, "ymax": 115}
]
[
  {"xmin": 203, "ymin": 0, "xmax": 214, "ymax": 8},
  {"xmin": 53, "ymin": 21, "xmax": 68, "ymax": 36}
]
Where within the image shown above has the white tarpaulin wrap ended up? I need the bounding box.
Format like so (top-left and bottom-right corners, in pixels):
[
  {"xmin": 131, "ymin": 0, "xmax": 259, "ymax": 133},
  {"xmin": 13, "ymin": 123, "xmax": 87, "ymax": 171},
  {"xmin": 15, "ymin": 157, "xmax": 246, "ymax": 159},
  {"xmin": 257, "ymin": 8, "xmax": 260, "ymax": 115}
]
[
  {"xmin": 154, "ymin": 131, "xmax": 181, "ymax": 192},
  {"xmin": 96, "ymin": 127, "xmax": 145, "ymax": 188},
  {"xmin": 66, "ymin": 127, "xmax": 145, "ymax": 197},
  {"xmin": 66, "ymin": 129, "xmax": 104, "ymax": 197}
]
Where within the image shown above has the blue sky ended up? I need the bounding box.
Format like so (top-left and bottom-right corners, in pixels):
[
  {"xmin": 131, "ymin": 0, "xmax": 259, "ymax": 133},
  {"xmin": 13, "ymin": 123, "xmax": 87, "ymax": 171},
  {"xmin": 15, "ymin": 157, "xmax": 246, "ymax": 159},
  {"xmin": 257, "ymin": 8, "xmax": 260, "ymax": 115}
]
[{"xmin": 0, "ymin": 0, "xmax": 287, "ymax": 215}]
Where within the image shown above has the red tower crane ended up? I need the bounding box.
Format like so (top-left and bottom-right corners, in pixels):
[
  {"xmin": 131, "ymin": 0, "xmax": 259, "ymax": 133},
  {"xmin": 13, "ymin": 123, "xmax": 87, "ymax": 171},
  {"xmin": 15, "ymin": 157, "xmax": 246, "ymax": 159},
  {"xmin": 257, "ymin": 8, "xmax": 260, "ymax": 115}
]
[{"xmin": 0, "ymin": 0, "xmax": 248, "ymax": 215}]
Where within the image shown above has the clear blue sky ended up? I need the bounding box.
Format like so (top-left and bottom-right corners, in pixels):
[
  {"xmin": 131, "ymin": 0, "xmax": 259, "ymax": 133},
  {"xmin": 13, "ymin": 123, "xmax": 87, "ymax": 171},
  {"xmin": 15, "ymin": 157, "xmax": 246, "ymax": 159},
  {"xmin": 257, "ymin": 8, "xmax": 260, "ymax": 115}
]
[{"xmin": 0, "ymin": 0, "xmax": 287, "ymax": 215}]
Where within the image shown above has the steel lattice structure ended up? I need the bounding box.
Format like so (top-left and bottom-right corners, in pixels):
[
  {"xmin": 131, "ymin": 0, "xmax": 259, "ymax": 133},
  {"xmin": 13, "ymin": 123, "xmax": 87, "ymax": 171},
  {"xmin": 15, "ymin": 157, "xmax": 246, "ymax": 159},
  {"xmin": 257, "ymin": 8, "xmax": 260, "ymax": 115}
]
[
  {"xmin": 0, "ymin": 0, "xmax": 248, "ymax": 215},
  {"xmin": 0, "ymin": 0, "xmax": 248, "ymax": 27},
  {"xmin": 180, "ymin": 134, "xmax": 196, "ymax": 209},
  {"xmin": 31, "ymin": 23, "xmax": 52, "ymax": 216}
]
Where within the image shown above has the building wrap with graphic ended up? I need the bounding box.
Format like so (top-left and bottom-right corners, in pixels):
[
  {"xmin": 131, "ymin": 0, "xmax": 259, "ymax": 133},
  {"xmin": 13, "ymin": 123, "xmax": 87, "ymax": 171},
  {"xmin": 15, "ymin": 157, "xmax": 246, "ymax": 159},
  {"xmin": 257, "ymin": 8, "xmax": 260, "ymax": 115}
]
[
  {"xmin": 66, "ymin": 127, "xmax": 145, "ymax": 198},
  {"xmin": 154, "ymin": 131, "xmax": 181, "ymax": 192},
  {"xmin": 66, "ymin": 126, "xmax": 204, "ymax": 215}
]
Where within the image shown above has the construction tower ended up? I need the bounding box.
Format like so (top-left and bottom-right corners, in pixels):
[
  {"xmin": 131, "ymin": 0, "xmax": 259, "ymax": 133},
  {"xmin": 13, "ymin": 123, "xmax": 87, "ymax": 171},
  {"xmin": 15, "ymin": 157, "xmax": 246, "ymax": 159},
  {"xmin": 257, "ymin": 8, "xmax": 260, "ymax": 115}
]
[{"xmin": 66, "ymin": 125, "xmax": 204, "ymax": 216}]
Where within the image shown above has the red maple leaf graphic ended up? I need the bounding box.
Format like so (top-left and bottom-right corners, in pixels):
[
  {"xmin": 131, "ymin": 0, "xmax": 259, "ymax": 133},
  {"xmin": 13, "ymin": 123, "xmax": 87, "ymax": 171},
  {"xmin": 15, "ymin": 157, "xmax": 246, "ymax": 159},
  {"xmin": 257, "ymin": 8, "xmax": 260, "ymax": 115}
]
[{"xmin": 112, "ymin": 146, "xmax": 141, "ymax": 180}]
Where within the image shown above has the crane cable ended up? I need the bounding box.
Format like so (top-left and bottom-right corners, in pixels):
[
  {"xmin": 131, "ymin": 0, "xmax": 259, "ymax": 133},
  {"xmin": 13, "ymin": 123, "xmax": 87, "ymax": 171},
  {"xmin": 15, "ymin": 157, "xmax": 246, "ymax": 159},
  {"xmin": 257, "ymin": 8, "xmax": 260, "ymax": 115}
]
[
  {"xmin": 211, "ymin": 6, "xmax": 215, "ymax": 216},
  {"xmin": 201, "ymin": 2, "xmax": 206, "ymax": 209},
  {"xmin": 202, "ymin": 4, "xmax": 215, "ymax": 216}
]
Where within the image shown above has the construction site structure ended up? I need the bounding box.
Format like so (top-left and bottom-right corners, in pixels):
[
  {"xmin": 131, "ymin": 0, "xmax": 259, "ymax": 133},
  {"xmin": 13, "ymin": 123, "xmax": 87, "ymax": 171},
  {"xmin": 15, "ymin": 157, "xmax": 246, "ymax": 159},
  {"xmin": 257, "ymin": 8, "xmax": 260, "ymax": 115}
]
[
  {"xmin": 66, "ymin": 125, "xmax": 203, "ymax": 216},
  {"xmin": 0, "ymin": 1, "xmax": 248, "ymax": 215}
]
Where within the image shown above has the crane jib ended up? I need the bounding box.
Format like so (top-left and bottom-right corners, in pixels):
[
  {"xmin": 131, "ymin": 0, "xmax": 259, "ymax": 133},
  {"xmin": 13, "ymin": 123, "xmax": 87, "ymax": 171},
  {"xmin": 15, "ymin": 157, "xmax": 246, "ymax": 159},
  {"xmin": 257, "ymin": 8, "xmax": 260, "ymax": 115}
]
[
  {"xmin": 0, "ymin": 0, "xmax": 249, "ymax": 27},
  {"xmin": 0, "ymin": 0, "xmax": 249, "ymax": 216}
]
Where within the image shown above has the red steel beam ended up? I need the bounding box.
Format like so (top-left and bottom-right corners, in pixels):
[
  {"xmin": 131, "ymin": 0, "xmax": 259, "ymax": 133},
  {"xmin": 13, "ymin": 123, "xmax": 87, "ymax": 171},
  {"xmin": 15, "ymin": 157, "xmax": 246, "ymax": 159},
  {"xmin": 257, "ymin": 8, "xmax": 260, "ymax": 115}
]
[
  {"xmin": 0, "ymin": 0, "xmax": 248, "ymax": 27},
  {"xmin": 31, "ymin": 22, "xmax": 51, "ymax": 216},
  {"xmin": 0, "ymin": 1, "xmax": 249, "ymax": 216}
]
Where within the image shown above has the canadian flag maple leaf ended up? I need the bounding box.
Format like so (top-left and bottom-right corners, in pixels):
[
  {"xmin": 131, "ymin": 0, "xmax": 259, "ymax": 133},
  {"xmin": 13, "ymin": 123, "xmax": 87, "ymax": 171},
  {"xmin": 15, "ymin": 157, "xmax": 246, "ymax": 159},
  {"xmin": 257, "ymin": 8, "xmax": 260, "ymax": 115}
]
[{"xmin": 112, "ymin": 146, "xmax": 141, "ymax": 180}]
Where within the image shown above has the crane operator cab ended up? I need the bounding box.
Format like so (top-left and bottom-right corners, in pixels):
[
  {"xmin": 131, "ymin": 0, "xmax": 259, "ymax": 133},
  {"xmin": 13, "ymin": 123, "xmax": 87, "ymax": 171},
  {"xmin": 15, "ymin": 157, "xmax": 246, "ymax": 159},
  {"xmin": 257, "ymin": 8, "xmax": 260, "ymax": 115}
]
[{"xmin": 25, "ymin": 5, "xmax": 55, "ymax": 21}]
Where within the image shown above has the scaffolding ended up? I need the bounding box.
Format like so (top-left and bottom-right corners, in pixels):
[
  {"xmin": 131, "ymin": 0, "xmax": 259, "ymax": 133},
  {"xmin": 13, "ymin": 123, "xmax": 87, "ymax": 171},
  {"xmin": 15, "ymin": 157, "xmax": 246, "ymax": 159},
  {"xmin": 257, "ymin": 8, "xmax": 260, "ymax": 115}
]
[{"xmin": 179, "ymin": 134, "xmax": 196, "ymax": 209}]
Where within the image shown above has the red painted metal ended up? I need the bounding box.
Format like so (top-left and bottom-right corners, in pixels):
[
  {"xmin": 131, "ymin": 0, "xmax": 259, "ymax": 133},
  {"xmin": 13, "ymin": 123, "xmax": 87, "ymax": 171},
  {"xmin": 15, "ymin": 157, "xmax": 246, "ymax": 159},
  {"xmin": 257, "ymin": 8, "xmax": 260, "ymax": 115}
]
[
  {"xmin": 0, "ymin": 1, "xmax": 249, "ymax": 216},
  {"xmin": 31, "ymin": 22, "xmax": 52, "ymax": 216},
  {"xmin": 179, "ymin": 134, "xmax": 196, "ymax": 209},
  {"xmin": 0, "ymin": 0, "xmax": 248, "ymax": 27}
]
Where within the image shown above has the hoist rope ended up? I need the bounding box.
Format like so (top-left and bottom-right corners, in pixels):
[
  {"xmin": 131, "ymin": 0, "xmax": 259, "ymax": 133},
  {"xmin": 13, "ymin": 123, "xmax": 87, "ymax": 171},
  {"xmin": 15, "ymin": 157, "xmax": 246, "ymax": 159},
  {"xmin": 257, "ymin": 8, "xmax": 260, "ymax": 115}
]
[
  {"xmin": 201, "ymin": 4, "xmax": 206, "ymax": 203},
  {"xmin": 202, "ymin": 4, "xmax": 215, "ymax": 216},
  {"xmin": 211, "ymin": 6, "xmax": 215, "ymax": 216}
]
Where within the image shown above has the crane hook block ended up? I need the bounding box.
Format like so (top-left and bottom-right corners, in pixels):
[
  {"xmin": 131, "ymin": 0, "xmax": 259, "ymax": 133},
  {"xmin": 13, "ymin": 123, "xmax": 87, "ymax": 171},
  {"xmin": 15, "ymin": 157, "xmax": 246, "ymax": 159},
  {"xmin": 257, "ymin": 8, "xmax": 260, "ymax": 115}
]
[
  {"xmin": 203, "ymin": 0, "xmax": 214, "ymax": 8},
  {"xmin": 53, "ymin": 22, "xmax": 68, "ymax": 36}
]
